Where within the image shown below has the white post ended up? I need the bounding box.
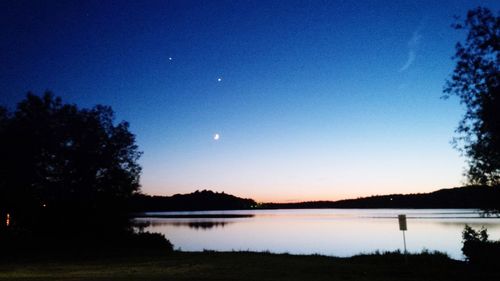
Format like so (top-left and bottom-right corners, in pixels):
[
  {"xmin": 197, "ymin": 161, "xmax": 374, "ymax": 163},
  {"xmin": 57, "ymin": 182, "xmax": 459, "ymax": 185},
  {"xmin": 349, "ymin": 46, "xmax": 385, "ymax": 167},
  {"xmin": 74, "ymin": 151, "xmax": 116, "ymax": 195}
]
[{"xmin": 402, "ymin": 229, "xmax": 407, "ymax": 254}]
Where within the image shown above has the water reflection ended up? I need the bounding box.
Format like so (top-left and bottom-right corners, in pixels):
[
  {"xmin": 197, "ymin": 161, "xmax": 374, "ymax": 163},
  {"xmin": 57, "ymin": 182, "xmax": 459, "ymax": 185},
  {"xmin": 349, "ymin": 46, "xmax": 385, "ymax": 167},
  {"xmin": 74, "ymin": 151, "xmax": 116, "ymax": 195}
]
[
  {"xmin": 135, "ymin": 209, "xmax": 500, "ymax": 260},
  {"xmin": 134, "ymin": 219, "xmax": 232, "ymax": 230},
  {"xmin": 436, "ymin": 220, "xmax": 500, "ymax": 229},
  {"xmin": 170, "ymin": 221, "xmax": 230, "ymax": 230},
  {"xmin": 138, "ymin": 213, "xmax": 254, "ymax": 219}
]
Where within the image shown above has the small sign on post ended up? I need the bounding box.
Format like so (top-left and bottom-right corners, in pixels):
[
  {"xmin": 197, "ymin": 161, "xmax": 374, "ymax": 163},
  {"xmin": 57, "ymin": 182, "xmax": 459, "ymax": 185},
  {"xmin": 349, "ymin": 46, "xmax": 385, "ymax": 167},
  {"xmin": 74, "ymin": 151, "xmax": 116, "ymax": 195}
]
[
  {"xmin": 398, "ymin": 214, "xmax": 407, "ymax": 231},
  {"xmin": 398, "ymin": 214, "xmax": 408, "ymax": 263}
]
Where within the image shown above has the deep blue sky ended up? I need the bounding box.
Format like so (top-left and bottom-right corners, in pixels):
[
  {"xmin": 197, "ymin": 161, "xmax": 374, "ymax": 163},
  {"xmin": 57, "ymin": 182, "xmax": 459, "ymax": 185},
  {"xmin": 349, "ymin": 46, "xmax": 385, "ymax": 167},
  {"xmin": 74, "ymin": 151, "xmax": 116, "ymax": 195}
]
[{"xmin": 1, "ymin": 0, "xmax": 499, "ymax": 202}]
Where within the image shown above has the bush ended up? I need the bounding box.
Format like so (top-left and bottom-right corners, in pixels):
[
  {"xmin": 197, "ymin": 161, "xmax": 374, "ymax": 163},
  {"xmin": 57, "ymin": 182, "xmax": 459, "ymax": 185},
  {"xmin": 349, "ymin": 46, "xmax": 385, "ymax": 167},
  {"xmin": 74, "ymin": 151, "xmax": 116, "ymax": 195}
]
[
  {"xmin": 462, "ymin": 225, "xmax": 500, "ymax": 266},
  {"xmin": 127, "ymin": 232, "xmax": 174, "ymax": 251},
  {"xmin": 0, "ymin": 225, "xmax": 173, "ymax": 257}
]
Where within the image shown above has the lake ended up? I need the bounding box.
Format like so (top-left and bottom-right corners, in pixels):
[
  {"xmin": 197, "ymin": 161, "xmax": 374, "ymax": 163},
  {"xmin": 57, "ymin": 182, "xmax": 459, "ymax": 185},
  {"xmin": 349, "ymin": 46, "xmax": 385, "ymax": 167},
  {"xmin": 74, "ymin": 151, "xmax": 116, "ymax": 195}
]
[{"xmin": 134, "ymin": 209, "xmax": 500, "ymax": 260}]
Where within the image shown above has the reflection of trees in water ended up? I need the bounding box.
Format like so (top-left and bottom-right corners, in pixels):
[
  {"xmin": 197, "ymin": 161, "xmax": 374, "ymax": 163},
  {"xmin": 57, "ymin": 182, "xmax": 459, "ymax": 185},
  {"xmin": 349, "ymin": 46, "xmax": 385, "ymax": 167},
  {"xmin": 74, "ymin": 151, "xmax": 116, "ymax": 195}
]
[
  {"xmin": 480, "ymin": 210, "xmax": 500, "ymax": 218},
  {"xmin": 133, "ymin": 219, "xmax": 232, "ymax": 230},
  {"xmin": 173, "ymin": 221, "xmax": 230, "ymax": 230},
  {"xmin": 436, "ymin": 221, "xmax": 500, "ymax": 230}
]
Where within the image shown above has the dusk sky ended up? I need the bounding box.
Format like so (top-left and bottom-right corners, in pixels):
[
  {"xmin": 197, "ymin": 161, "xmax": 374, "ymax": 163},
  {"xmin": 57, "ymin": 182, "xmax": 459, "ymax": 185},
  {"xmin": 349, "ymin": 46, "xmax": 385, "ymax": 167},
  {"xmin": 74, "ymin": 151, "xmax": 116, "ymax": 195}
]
[{"xmin": 2, "ymin": 0, "xmax": 499, "ymax": 202}]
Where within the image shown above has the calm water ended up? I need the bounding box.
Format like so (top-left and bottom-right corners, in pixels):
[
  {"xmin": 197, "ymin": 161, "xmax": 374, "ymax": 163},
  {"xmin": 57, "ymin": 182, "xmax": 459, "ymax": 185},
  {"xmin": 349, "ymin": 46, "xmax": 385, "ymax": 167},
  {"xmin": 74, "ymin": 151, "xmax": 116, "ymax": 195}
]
[{"xmin": 134, "ymin": 209, "xmax": 500, "ymax": 260}]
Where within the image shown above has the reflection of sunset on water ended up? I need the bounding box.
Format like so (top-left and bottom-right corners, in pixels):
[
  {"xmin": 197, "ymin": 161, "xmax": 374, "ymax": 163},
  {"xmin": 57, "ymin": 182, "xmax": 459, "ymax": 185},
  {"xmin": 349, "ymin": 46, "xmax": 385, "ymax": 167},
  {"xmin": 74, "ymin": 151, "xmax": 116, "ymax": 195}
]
[{"xmin": 136, "ymin": 209, "xmax": 500, "ymax": 260}]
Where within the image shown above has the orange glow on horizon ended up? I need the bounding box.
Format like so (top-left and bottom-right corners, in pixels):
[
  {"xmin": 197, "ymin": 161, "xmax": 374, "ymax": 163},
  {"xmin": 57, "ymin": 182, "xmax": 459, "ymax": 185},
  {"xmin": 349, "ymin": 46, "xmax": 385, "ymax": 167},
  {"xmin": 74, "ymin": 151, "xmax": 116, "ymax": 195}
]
[{"xmin": 144, "ymin": 182, "xmax": 457, "ymax": 204}]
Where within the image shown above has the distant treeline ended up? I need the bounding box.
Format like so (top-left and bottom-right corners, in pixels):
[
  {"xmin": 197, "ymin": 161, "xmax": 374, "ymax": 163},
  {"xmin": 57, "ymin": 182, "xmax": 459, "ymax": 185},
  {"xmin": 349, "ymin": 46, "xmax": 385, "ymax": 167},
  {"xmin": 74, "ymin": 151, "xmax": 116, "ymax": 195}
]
[
  {"xmin": 130, "ymin": 186, "xmax": 499, "ymax": 212},
  {"xmin": 261, "ymin": 186, "xmax": 500, "ymax": 209},
  {"xmin": 130, "ymin": 190, "xmax": 257, "ymax": 212}
]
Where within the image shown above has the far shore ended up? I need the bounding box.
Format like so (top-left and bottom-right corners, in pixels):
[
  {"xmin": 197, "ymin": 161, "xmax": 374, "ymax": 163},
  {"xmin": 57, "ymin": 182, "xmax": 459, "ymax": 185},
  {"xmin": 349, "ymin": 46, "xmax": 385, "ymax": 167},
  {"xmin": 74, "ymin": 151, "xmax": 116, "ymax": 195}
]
[{"xmin": 131, "ymin": 186, "xmax": 500, "ymax": 212}]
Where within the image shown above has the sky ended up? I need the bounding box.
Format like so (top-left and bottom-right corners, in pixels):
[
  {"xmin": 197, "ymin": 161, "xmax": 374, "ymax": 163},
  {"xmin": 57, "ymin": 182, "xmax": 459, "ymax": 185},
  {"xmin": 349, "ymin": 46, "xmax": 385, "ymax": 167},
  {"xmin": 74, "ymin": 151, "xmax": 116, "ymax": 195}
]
[{"xmin": 1, "ymin": 0, "xmax": 499, "ymax": 202}]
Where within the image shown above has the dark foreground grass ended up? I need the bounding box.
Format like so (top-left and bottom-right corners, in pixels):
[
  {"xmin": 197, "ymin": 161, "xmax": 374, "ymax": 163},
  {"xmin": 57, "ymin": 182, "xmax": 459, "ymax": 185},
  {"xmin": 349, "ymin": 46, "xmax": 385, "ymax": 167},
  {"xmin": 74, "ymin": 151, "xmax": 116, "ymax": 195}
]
[{"xmin": 0, "ymin": 250, "xmax": 498, "ymax": 281}]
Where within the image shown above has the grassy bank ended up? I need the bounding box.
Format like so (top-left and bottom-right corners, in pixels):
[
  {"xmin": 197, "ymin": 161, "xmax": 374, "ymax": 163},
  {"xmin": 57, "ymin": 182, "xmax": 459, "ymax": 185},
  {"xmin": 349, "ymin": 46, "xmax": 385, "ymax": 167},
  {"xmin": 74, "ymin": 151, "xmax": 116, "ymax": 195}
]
[{"xmin": 0, "ymin": 250, "xmax": 498, "ymax": 281}]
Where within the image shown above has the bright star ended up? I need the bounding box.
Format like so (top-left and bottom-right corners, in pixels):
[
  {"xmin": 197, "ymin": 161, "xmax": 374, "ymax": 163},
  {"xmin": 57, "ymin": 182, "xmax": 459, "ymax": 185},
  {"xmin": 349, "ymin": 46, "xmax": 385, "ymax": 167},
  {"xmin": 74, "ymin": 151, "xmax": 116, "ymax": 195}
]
[{"xmin": 213, "ymin": 133, "xmax": 220, "ymax": 140}]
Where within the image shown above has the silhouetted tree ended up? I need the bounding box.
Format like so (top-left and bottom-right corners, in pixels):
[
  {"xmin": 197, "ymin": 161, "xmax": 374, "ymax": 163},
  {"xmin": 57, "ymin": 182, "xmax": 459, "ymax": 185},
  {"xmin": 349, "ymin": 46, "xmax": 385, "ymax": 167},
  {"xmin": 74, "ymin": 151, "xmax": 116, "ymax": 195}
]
[
  {"xmin": 0, "ymin": 92, "xmax": 142, "ymax": 230},
  {"xmin": 444, "ymin": 7, "xmax": 500, "ymax": 185}
]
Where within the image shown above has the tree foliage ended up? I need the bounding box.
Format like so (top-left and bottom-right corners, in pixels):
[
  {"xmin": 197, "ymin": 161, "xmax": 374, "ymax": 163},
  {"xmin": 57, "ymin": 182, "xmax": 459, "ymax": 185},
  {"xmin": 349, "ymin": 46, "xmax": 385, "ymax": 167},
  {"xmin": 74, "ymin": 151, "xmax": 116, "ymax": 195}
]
[
  {"xmin": 462, "ymin": 225, "xmax": 500, "ymax": 265},
  {"xmin": 444, "ymin": 7, "xmax": 500, "ymax": 185},
  {"xmin": 0, "ymin": 92, "xmax": 142, "ymax": 228}
]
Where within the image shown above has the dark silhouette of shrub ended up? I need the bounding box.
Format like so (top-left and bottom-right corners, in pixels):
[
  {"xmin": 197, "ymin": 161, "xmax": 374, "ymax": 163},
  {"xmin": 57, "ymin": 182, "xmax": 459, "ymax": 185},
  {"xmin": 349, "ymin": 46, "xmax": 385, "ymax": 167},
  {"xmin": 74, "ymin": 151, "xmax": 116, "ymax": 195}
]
[
  {"xmin": 462, "ymin": 225, "xmax": 500, "ymax": 266},
  {"xmin": 128, "ymin": 232, "xmax": 174, "ymax": 251}
]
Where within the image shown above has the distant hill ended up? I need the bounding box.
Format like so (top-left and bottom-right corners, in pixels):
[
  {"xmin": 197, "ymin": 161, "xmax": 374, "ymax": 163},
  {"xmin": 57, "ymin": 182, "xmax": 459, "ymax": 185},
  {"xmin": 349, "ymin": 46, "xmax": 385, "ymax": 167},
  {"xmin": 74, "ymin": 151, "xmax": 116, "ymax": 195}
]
[
  {"xmin": 131, "ymin": 186, "xmax": 499, "ymax": 212},
  {"xmin": 261, "ymin": 186, "xmax": 500, "ymax": 209},
  {"xmin": 130, "ymin": 190, "xmax": 257, "ymax": 212}
]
